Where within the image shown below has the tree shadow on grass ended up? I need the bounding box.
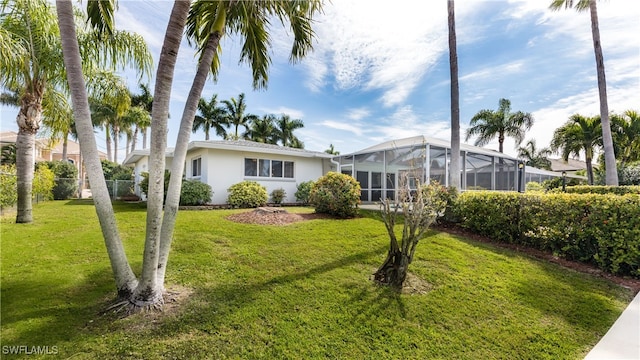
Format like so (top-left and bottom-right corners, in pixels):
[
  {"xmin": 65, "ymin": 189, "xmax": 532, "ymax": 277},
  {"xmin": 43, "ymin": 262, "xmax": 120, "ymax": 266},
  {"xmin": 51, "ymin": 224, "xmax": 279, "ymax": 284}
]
[
  {"xmin": 63, "ymin": 199, "xmax": 147, "ymax": 213},
  {"xmin": 0, "ymin": 266, "xmax": 117, "ymax": 354},
  {"xmin": 440, "ymin": 231, "xmax": 630, "ymax": 335}
]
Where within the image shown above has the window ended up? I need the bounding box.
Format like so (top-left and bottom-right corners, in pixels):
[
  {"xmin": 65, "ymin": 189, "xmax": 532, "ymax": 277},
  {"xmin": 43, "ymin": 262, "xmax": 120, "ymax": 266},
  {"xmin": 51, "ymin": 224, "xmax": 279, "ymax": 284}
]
[
  {"xmin": 192, "ymin": 157, "xmax": 202, "ymax": 177},
  {"xmin": 245, "ymin": 158, "xmax": 257, "ymax": 176},
  {"xmin": 245, "ymin": 158, "xmax": 294, "ymax": 179}
]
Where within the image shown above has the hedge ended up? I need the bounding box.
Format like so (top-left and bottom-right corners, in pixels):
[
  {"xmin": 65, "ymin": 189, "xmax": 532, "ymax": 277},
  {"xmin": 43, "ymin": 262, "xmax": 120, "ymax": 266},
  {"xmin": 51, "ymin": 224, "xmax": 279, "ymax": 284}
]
[
  {"xmin": 455, "ymin": 191, "xmax": 640, "ymax": 278},
  {"xmin": 549, "ymin": 185, "xmax": 640, "ymax": 195}
]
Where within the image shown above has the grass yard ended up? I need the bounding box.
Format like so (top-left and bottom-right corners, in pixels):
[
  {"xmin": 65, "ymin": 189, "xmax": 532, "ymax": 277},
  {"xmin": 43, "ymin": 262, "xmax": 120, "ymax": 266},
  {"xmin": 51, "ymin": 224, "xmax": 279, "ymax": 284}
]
[{"xmin": 0, "ymin": 200, "xmax": 634, "ymax": 359}]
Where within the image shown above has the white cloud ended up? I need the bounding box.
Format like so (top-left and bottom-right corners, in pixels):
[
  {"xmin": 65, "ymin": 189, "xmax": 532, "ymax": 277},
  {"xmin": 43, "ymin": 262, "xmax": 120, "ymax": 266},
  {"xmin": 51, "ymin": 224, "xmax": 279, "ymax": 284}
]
[
  {"xmin": 260, "ymin": 106, "xmax": 305, "ymax": 119},
  {"xmin": 346, "ymin": 107, "xmax": 370, "ymax": 121}
]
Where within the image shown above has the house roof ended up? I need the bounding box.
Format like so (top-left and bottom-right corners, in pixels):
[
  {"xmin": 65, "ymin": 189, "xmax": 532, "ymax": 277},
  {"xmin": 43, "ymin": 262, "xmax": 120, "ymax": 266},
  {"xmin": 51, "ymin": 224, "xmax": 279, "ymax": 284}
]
[
  {"xmin": 549, "ymin": 158, "xmax": 588, "ymax": 172},
  {"xmin": 0, "ymin": 131, "xmax": 107, "ymax": 158},
  {"xmin": 122, "ymin": 140, "xmax": 334, "ymax": 165},
  {"xmin": 349, "ymin": 135, "xmax": 519, "ymax": 160}
]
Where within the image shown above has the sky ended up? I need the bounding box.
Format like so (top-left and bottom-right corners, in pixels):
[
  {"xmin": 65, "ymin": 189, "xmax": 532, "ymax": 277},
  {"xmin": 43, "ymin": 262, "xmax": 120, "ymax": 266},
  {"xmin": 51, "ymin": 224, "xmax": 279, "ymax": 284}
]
[{"xmin": 1, "ymin": 0, "xmax": 638, "ymax": 163}]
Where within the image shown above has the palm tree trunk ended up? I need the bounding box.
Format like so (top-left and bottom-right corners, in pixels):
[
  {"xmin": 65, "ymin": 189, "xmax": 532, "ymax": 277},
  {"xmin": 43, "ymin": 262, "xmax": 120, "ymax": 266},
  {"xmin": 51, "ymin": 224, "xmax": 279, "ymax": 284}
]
[
  {"xmin": 15, "ymin": 90, "xmax": 43, "ymax": 223},
  {"xmin": 131, "ymin": 127, "xmax": 139, "ymax": 153},
  {"xmin": 62, "ymin": 132, "xmax": 69, "ymax": 161},
  {"xmin": 586, "ymin": 156, "xmax": 594, "ymax": 185},
  {"xmin": 56, "ymin": 0, "xmax": 138, "ymax": 297},
  {"xmin": 448, "ymin": 0, "xmax": 460, "ymax": 189},
  {"xmin": 105, "ymin": 124, "xmax": 112, "ymax": 162},
  {"xmin": 589, "ymin": 0, "xmax": 618, "ymax": 185},
  {"xmin": 113, "ymin": 127, "xmax": 119, "ymax": 163},
  {"xmin": 142, "ymin": 128, "xmax": 148, "ymax": 149},
  {"xmin": 157, "ymin": 3, "xmax": 227, "ymax": 287},
  {"xmin": 133, "ymin": 0, "xmax": 192, "ymax": 306}
]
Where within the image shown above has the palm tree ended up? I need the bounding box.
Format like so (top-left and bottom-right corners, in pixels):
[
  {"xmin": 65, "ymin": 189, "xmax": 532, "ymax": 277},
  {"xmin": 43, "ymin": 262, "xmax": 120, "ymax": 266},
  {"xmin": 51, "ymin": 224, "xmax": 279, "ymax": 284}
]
[
  {"xmin": 222, "ymin": 93, "xmax": 258, "ymax": 139},
  {"xmin": 1, "ymin": 0, "xmax": 151, "ymax": 223},
  {"xmin": 192, "ymin": 94, "xmax": 228, "ymax": 140},
  {"xmin": 549, "ymin": 0, "xmax": 617, "ymax": 185},
  {"xmin": 58, "ymin": 0, "xmax": 322, "ymax": 308},
  {"xmin": 244, "ymin": 114, "xmax": 277, "ymax": 144},
  {"xmin": 448, "ymin": 0, "xmax": 460, "ymax": 189},
  {"xmin": 325, "ymin": 144, "xmax": 340, "ymax": 155},
  {"xmin": 130, "ymin": 83, "xmax": 154, "ymax": 149},
  {"xmin": 550, "ymin": 114, "xmax": 602, "ymax": 184},
  {"xmin": 517, "ymin": 139, "xmax": 552, "ymax": 170},
  {"xmin": 466, "ymin": 98, "xmax": 534, "ymax": 153},
  {"xmin": 275, "ymin": 114, "xmax": 304, "ymax": 147},
  {"xmin": 611, "ymin": 110, "xmax": 640, "ymax": 165},
  {"xmin": 122, "ymin": 106, "xmax": 151, "ymax": 154}
]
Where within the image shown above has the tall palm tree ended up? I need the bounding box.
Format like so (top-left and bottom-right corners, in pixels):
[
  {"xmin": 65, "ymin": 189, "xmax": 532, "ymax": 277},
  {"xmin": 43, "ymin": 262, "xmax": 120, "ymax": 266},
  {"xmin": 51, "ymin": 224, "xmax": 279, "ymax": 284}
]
[
  {"xmin": 466, "ymin": 98, "xmax": 534, "ymax": 153},
  {"xmin": 222, "ymin": 93, "xmax": 258, "ymax": 139},
  {"xmin": 275, "ymin": 114, "xmax": 304, "ymax": 147},
  {"xmin": 611, "ymin": 110, "xmax": 640, "ymax": 165},
  {"xmin": 517, "ymin": 139, "xmax": 552, "ymax": 170},
  {"xmin": 130, "ymin": 83, "xmax": 154, "ymax": 149},
  {"xmin": 1, "ymin": 0, "xmax": 151, "ymax": 223},
  {"xmin": 244, "ymin": 114, "xmax": 277, "ymax": 144},
  {"xmin": 56, "ymin": 0, "xmax": 155, "ymax": 296},
  {"xmin": 122, "ymin": 105, "xmax": 150, "ymax": 154},
  {"xmin": 549, "ymin": 0, "xmax": 617, "ymax": 185},
  {"xmin": 59, "ymin": 0, "xmax": 322, "ymax": 308},
  {"xmin": 448, "ymin": 0, "xmax": 461, "ymax": 189},
  {"xmin": 192, "ymin": 94, "xmax": 228, "ymax": 140},
  {"xmin": 550, "ymin": 114, "xmax": 602, "ymax": 184}
]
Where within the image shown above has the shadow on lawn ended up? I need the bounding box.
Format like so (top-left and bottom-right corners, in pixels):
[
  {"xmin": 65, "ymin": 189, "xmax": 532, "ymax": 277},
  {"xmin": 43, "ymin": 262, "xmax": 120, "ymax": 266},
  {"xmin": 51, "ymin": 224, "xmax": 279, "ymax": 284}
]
[
  {"xmin": 1, "ymin": 266, "xmax": 116, "ymax": 350},
  {"xmin": 63, "ymin": 199, "xmax": 147, "ymax": 213},
  {"xmin": 449, "ymin": 233, "xmax": 628, "ymax": 334}
]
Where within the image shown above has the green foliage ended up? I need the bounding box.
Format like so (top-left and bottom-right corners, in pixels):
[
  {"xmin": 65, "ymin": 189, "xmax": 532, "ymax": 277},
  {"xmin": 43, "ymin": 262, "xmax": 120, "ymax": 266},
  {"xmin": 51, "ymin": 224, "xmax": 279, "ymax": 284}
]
[
  {"xmin": 270, "ymin": 188, "xmax": 286, "ymax": 205},
  {"xmin": 548, "ymin": 185, "xmax": 640, "ymax": 195},
  {"xmin": 619, "ymin": 163, "xmax": 640, "ymax": 185},
  {"xmin": 294, "ymin": 180, "xmax": 315, "ymax": 204},
  {"xmin": 227, "ymin": 181, "xmax": 268, "ymax": 208},
  {"xmin": 139, "ymin": 170, "xmax": 171, "ymax": 200},
  {"xmin": 0, "ymin": 164, "xmax": 17, "ymax": 210},
  {"xmin": 180, "ymin": 180, "xmax": 213, "ymax": 206},
  {"xmin": 454, "ymin": 191, "xmax": 640, "ymax": 277},
  {"xmin": 1, "ymin": 144, "xmax": 16, "ymax": 165},
  {"xmin": 101, "ymin": 159, "xmax": 133, "ymax": 181},
  {"xmin": 33, "ymin": 165, "xmax": 55, "ymax": 201},
  {"xmin": 439, "ymin": 185, "xmax": 459, "ymax": 223},
  {"xmin": 309, "ymin": 172, "xmax": 361, "ymax": 218},
  {"xmin": 525, "ymin": 181, "xmax": 545, "ymax": 193},
  {"xmin": 39, "ymin": 161, "xmax": 78, "ymax": 200}
]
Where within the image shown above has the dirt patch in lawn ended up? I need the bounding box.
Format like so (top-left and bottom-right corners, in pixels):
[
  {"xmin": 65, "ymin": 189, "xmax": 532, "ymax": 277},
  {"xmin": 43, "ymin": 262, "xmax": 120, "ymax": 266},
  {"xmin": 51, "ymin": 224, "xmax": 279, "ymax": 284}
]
[
  {"xmin": 226, "ymin": 207, "xmax": 331, "ymax": 225},
  {"xmin": 434, "ymin": 222, "xmax": 640, "ymax": 294}
]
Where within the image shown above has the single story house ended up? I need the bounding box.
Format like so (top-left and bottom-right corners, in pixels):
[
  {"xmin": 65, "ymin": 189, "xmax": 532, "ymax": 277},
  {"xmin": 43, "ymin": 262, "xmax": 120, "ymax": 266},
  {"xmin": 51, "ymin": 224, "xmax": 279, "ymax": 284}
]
[{"xmin": 123, "ymin": 140, "xmax": 337, "ymax": 204}]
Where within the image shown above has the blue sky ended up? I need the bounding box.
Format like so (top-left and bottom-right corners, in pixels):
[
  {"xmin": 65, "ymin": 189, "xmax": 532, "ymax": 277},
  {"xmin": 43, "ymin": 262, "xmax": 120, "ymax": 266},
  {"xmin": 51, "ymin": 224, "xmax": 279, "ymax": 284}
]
[{"xmin": 1, "ymin": 0, "xmax": 638, "ymax": 162}]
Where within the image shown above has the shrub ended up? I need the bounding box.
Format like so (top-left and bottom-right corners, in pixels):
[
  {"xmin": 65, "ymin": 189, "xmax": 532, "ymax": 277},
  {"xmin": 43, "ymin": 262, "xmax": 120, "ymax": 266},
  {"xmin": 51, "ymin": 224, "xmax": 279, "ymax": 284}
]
[
  {"xmin": 139, "ymin": 170, "xmax": 171, "ymax": 200},
  {"xmin": 180, "ymin": 180, "xmax": 213, "ymax": 206},
  {"xmin": 309, "ymin": 172, "xmax": 361, "ymax": 218},
  {"xmin": 454, "ymin": 191, "xmax": 640, "ymax": 278},
  {"xmin": 295, "ymin": 180, "xmax": 315, "ymax": 204},
  {"xmin": 270, "ymin": 188, "xmax": 286, "ymax": 205},
  {"xmin": 0, "ymin": 164, "xmax": 17, "ymax": 211},
  {"xmin": 548, "ymin": 185, "xmax": 640, "ymax": 195},
  {"xmin": 39, "ymin": 161, "xmax": 78, "ymax": 200},
  {"xmin": 525, "ymin": 181, "xmax": 545, "ymax": 193},
  {"xmin": 33, "ymin": 166, "xmax": 55, "ymax": 201},
  {"xmin": 619, "ymin": 163, "xmax": 640, "ymax": 185},
  {"xmin": 101, "ymin": 160, "xmax": 133, "ymax": 181},
  {"xmin": 227, "ymin": 181, "xmax": 268, "ymax": 208}
]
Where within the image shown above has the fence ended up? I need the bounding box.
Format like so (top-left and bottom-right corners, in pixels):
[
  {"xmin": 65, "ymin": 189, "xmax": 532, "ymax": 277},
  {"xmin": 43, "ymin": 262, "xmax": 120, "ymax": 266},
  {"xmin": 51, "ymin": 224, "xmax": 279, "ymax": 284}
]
[{"xmin": 105, "ymin": 180, "xmax": 137, "ymax": 201}]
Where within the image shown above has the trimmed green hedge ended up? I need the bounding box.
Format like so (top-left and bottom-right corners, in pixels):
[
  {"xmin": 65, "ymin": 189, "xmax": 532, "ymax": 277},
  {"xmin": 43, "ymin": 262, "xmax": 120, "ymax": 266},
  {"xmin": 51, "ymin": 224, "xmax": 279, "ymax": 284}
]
[
  {"xmin": 549, "ymin": 185, "xmax": 640, "ymax": 195},
  {"xmin": 455, "ymin": 191, "xmax": 640, "ymax": 277}
]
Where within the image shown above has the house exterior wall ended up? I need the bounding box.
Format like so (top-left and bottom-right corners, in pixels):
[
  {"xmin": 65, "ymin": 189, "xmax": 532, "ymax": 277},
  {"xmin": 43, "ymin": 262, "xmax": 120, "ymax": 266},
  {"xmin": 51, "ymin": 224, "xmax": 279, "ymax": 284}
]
[
  {"xmin": 185, "ymin": 149, "xmax": 330, "ymax": 204},
  {"xmin": 132, "ymin": 156, "xmax": 174, "ymax": 200}
]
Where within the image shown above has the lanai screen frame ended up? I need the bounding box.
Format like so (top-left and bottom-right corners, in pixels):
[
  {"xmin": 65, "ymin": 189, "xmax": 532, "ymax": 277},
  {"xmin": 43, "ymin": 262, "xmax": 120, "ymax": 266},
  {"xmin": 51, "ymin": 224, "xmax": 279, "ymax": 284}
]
[{"xmin": 335, "ymin": 138, "xmax": 519, "ymax": 203}]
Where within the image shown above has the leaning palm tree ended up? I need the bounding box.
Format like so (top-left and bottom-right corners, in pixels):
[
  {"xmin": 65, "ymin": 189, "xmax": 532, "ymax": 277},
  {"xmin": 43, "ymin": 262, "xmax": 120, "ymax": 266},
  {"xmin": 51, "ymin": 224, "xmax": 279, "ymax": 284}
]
[
  {"xmin": 466, "ymin": 98, "xmax": 534, "ymax": 153},
  {"xmin": 1, "ymin": 0, "xmax": 151, "ymax": 223},
  {"xmin": 58, "ymin": 0, "xmax": 322, "ymax": 310},
  {"xmin": 550, "ymin": 114, "xmax": 602, "ymax": 184},
  {"xmin": 448, "ymin": 0, "xmax": 461, "ymax": 189},
  {"xmin": 130, "ymin": 83, "xmax": 153, "ymax": 149},
  {"xmin": 517, "ymin": 139, "xmax": 552, "ymax": 170},
  {"xmin": 222, "ymin": 93, "xmax": 258, "ymax": 140},
  {"xmin": 244, "ymin": 114, "xmax": 277, "ymax": 144},
  {"xmin": 192, "ymin": 94, "xmax": 228, "ymax": 140},
  {"xmin": 275, "ymin": 114, "xmax": 304, "ymax": 147},
  {"xmin": 549, "ymin": 0, "xmax": 617, "ymax": 185}
]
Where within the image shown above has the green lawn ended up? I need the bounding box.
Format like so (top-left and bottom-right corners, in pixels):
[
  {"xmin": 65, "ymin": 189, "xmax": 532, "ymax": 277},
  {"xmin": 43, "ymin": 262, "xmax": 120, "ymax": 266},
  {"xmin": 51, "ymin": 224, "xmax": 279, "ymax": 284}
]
[{"xmin": 0, "ymin": 200, "xmax": 634, "ymax": 359}]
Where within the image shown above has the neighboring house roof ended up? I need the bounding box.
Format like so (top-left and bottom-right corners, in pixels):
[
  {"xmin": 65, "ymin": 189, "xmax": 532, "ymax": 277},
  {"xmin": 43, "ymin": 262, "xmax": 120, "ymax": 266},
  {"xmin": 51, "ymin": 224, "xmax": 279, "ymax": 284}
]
[
  {"xmin": 526, "ymin": 165, "xmax": 586, "ymax": 180},
  {"xmin": 122, "ymin": 139, "xmax": 334, "ymax": 165},
  {"xmin": 0, "ymin": 131, "xmax": 107, "ymax": 159},
  {"xmin": 549, "ymin": 158, "xmax": 588, "ymax": 172},
  {"xmin": 0, "ymin": 131, "xmax": 48, "ymax": 148},
  {"xmin": 351, "ymin": 135, "xmax": 520, "ymax": 160}
]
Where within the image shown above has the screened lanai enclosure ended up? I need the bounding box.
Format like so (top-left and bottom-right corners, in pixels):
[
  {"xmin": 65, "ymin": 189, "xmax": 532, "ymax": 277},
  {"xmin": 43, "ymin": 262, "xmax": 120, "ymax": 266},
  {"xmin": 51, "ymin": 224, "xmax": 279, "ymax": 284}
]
[{"xmin": 333, "ymin": 136, "xmax": 532, "ymax": 202}]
